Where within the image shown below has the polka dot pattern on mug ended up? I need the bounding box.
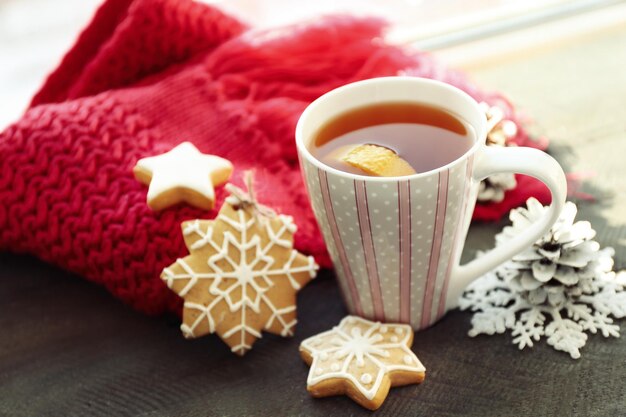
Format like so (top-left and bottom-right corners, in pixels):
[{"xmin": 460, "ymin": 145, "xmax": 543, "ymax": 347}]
[{"xmin": 299, "ymin": 154, "xmax": 475, "ymax": 329}]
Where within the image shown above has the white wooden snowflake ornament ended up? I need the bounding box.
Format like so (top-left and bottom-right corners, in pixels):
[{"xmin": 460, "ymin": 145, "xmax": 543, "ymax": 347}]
[
  {"xmin": 161, "ymin": 180, "xmax": 318, "ymax": 355},
  {"xmin": 461, "ymin": 198, "xmax": 626, "ymax": 359},
  {"xmin": 133, "ymin": 141, "xmax": 233, "ymax": 210},
  {"xmin": 300, "ymin": 316, "xmax": 426, "ymax": 410}
]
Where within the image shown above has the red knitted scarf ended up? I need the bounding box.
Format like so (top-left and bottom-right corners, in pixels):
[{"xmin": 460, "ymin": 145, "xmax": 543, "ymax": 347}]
[{"xmin": 0, "ymin": 0, "xmax": 550, "ymax": 315}]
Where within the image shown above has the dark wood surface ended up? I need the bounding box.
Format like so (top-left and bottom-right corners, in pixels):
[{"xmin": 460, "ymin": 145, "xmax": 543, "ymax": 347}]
[
  {"xmin": 2, "ymin": 22, "xmax": 626, "ymax": 417},
  {"xmin": 1, "ymin": 249, "xmax": 625, "ymax": 417}
]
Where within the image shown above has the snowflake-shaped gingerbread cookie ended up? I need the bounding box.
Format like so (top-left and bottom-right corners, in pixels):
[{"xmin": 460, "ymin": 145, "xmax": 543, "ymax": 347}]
[
  {"xmin": 300, "ymin": 316, "xmax": 426, "ymax": 410},
  {"xmin": 162, "ymin": 200, "xmax": 318, "ymax": 355}
]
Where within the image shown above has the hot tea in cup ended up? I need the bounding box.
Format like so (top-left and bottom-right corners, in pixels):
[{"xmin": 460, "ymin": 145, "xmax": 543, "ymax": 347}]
[
  {"xmin": 296, "ymin": 77, "xmax": 566, "ymax": 330},
  {"xmin": 310, "ymin": 102, "xmax": 475, "ymax": 177}
]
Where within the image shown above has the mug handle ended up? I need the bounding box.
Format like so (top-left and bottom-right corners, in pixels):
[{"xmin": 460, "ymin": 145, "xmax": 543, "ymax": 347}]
[{"xmin": 452, "ymin": 145, "xmax": 567, "ymax": 294}]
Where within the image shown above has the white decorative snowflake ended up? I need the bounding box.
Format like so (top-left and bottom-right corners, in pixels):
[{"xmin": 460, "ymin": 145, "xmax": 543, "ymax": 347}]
[
  {"xmin": 460, "ymin": 199, "xmax": 626, "ymax": 359},
  {"xmin": 162, "ymin": 202, "xmax": 318, "ymax": 355},
  {"xmin": 460, "ymin": 270, "xmax": 626, "ymax": 358}
]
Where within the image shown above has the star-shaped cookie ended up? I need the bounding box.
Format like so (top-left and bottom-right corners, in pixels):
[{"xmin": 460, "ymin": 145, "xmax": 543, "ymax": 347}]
[
  {"xmin": 300, "ymin": 316, "xmax": 426, "ymax": 410},
  {"xmin": 133, "ymin": 142, "xmax": 233, "ymax": 210},
  {"xmin": 161, "ymin": 198, "xmax": 319, "ymax": 355}
]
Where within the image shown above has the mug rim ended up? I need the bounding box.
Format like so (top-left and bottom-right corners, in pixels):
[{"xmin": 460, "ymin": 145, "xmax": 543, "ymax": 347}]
[{"xmin": 295, "ymin": 76, "xmax": 487, "ymax": 182}]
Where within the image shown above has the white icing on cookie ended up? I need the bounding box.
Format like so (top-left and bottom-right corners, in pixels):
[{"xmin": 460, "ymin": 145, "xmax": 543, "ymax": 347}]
[
  {"xmin": 162, "ymin": 200, "xmax": 319, "ymax": 355},
  {"xmin": 300, "ymin": 316, "xmax": 425, "ymax": 400}
]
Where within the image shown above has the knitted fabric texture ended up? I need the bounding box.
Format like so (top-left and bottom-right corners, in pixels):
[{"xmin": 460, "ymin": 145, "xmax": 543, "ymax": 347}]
[{"xmin": 0, "ymin": 0, "xmax": 550, "ymax": 315}]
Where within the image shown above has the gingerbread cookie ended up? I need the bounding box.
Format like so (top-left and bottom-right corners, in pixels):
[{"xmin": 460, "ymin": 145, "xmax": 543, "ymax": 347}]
[
  {"xmin": 300, "ymin": 316, "xmax": 426, "ymax": 410},
  {"xmin": 161, "ymin": 181, "xmax": 318, "ymax": 355},
  {"xmin": 133, "ymin": 141, "xmax": 233, "ymax": 210}
]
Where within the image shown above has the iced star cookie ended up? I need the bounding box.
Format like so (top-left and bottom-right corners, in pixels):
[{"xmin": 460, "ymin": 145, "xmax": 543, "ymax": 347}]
[
  {"xmin": 133, "ymin": 142, "xmax": 233, "ymax": 210},
  {"xmin": 161, "ymin": 183, "xmax": 318, "ymax": 355},
  {"xmin": 300, "ymin": 316, "xmax": 426, "ymax": 410}
]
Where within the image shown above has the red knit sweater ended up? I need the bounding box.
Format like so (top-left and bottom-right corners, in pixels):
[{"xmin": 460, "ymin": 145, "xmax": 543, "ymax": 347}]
[{"xmin": 0, "ymin": 0, "xmax": 549, "ymax": 315}]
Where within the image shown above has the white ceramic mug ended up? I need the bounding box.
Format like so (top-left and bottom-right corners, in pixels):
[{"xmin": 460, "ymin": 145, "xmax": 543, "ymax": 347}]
[{"xmin": 296, "ymin": 77, "xmax": 567, "ymax": 331}]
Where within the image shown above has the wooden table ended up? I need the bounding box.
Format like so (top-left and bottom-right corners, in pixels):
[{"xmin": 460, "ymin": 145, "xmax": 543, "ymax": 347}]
[{"xmin": 1, "ymin": 25, "xmax": 625, "ymax": 417}]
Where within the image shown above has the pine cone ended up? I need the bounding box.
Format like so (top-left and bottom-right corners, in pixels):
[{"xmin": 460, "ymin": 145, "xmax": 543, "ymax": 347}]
[
  {"xmin": 495, "ymin": 198, "xmax": 614, "ymax": 308},
  {"xmin": 477, "ymin": 103, "xmax": 518, "ymax": 203},
  {"xmin": 477, "ymin": 173, "xmax": 517, "ymax": 203}
]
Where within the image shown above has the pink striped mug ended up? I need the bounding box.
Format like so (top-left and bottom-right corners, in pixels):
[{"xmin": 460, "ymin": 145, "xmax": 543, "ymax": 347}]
[{"xmin": 296, "ymin": 77, "xmax": 567, "ymax": 330}]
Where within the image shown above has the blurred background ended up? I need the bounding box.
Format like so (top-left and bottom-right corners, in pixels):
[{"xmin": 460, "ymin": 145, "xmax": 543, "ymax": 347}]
[{"xmin": 0, "ymin": 0, "xmax": 624, "ymax": 129}]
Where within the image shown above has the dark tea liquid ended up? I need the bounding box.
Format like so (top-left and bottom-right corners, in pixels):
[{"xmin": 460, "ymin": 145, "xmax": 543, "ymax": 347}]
[{"xmin": 310, "ymin": 102, "xmax": 475, "ymax": 175}]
